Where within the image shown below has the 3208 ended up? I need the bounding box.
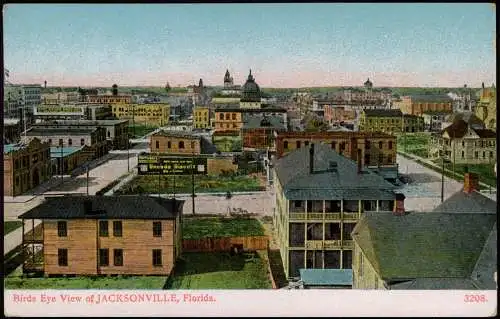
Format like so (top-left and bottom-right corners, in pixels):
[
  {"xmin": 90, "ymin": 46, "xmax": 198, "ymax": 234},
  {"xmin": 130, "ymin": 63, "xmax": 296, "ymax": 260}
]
[{"xmin": 464, "ymin": 294, "xmax": 487, "ymax": 302}]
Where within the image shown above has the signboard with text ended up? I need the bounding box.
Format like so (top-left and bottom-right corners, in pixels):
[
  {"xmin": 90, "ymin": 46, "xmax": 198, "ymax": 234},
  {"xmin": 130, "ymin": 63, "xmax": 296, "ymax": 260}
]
[{"xmin": 138, "ymin": 154, "xmax": 208, "ymax": 175}]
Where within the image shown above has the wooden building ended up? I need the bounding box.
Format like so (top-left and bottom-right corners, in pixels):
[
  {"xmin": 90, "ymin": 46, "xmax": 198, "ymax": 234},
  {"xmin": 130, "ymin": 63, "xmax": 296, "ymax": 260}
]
[
  {"xmin": 19, "ymin": 196, "xmax": 184, "ymax": 276},
  {"xmin": 4, "ymin": 138, "xmax": 52, "ymax": 197}
]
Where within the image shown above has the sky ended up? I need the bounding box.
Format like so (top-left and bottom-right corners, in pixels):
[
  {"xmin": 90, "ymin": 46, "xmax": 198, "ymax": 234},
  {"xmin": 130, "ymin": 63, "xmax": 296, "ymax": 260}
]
[{"xmin": 3, "ymin": 3, "xmax": 497, "ymax": 88}]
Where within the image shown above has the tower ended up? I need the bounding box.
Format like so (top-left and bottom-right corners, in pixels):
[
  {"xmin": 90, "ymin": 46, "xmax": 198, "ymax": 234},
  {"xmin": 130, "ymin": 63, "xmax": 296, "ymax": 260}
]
[{"xmin": 112, "ymin": 84, "xmax": 118, "ymax": 96}]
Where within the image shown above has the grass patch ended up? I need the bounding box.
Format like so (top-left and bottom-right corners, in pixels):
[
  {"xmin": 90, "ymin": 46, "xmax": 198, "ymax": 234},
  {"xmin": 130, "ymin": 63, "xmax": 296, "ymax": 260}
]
[
  {"xmin": 4, "ymin": 221, "xmax": 22, "ymax": 235},
  {"xmin": 182, "ymin": 217, "xmax": 265, "ymax": 240},
  {"xmin": 396, "ymin": 133, "xmax": 430, "ymax": 158},
  {"xmin": 432, "ymin": 160, "xmax": 497, "ymax": 188},
  {"xmin": 4, "ymin": 273, "xmax": 168, "ymax": 289},
  {"xmin": 128, "ymin": 124, "xmax": 159, "ymax": 138},
  {"xmin": 166, "ymin": 252, "xmax": 272, "ymax": 289},
  {"xmin": 117, "ymin": 174, "xmax": 264, "ymax": 194}
]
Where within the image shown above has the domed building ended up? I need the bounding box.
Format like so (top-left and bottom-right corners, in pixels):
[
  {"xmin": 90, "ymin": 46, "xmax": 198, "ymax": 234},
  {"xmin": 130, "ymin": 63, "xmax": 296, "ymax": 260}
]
[
  {"xmin": 220, "ymin": 69, "xmax": 241, "ymax": 97},
  {"xmin": 240, "ymin": 69, "xmax": 262, "ymax": 109}
]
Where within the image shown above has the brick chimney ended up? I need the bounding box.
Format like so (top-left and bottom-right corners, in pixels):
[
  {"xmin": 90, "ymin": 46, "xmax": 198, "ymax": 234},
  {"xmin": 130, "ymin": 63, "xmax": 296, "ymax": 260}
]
[
  {"xmin": 357, "ymin": 148, "xmax": 362, "ymax": 174},
  {"xmin": 393, "ymin": 193, "xmax": 406, "ymax": 215},
  {"xmin": 463, "ymin": 172, "xmax": 479, "ymax": 194},
  {"xmin": 309, "ymin": 143, "xmax": 315, "ymax": 174}
]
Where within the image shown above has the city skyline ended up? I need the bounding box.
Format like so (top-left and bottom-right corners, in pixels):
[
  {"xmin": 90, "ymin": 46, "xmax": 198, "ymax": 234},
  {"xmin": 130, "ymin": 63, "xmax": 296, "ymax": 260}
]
[{"xmin": 4, "ymin": 3, "xmax": 496, "ymax": 88}]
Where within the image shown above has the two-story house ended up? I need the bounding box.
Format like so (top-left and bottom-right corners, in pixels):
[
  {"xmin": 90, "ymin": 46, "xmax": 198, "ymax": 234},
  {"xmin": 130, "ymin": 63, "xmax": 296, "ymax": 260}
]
[
  {"xmin": 19, "ymin": 196, "xmax": 183, "ymax": 276},
  {"xmin": 273, "ymin": 143, "xmax": 404, "ymax": 279}
]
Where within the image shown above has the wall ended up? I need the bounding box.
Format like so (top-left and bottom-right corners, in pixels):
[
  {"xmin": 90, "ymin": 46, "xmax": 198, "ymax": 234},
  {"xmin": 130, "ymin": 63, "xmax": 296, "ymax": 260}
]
[
  {"xmin": 150, "ymin": 135, "xmax": 201, "ymax": 155},
  {"xmin": 214, "ymin": 111, "xmax": 243, "ymax": 131},
  {"xmin": 352, "ymin": 242, "xmax": 385, "ymax": 289}
]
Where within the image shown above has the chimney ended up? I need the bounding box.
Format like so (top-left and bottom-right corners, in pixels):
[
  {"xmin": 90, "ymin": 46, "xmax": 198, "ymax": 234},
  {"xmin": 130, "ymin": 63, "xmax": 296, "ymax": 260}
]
[
  {"xmin": 393, "ymin": 193, "xmax": 406, "ymax": 215},
  {"xmin": 463, "ymin": 172, "xmax": 479, "ymax": 194},
  {"xmin": 357, "ymin": 148, "xmax": 362, "ymax": 173},
  {"xmin": 83, "ymin": 199, "xmax": 93, "ymax": 214},
  {"xmin": 309, "ymin": 143, "xmax": 314, "ymax": 174}
]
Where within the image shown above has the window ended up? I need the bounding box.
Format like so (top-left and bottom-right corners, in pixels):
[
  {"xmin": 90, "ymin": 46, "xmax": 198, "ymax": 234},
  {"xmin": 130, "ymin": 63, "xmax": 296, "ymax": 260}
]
[
  {"xmin": 490, "ymin": 151, "xmax": 494, "ymax": 158},
  {"xmin": 365, "ymin": 141, "xmax": 371, "ymax": 149},
  {"xmin": 225, "ymin": 114, "xmax": 230, "ymax": 120},
  {"xmin": 57, "ymin": 221, "xmax": 67, "ymax": 237},
  {"xmin": 219, "ymin": 113, "xmax": 224, "ymax": 120},
  {"xmin": 99, "ymin": 220, "xmax": 109, "ymax": 237},
  {"xmin": 388, "ymin": 141, "xmax": 393, "ymax": 150},
  {"xmin": 155, "ymin": 141, "xmax": 160, "ymax": 149},
  {"xmin": 99, "ymin": 248, "xmax": 109, "ymax": 266},
  {"xmin": 475, "ymin": 151, "xmax": 479, "ymax": 159},
  {"xmin": 152, "ymin": 249, "xmax": 162, "ymax": 266},
  {"xmin": 59, "ymin": 138, "xmax": 63, "ymax": 146},
  {"xmin": 461, "ymin": 151, "xmax": 465, "ymax": 158},
  {"xmin": 294, "ymin": 200, "xmax": 302, "ymax": 208},
  {"xmin": 113, "ymin": 221, "xmax": 122, "ymax": 237},
  {"xmin": 289, "ymin": 223, "xmax": 305, "ymax": 246},
  {"xmin": 48, "ymin": 139, "xmax": 52, "ymax": 145},
  {"xmin": 483, "ymin": 151, "xmax": 486, "ymax": 158},
  {"xmin": 167, "ymin": 141, "xmax": 171, "ymax": 148},
  {"xmin": 232, "ymin": 113, "xmax": 236, "ymax": 120},
  {"xmin": 113, "ymin": 249, "xmax": 124, "ymax": 266},
  {"xmin": 68, "ymin": 138, "xmax": 72, "ymax": 146},
  {"xmin": 153, "ymin": 221, "xmax": 162, "ymax": 237},
  {"xmin": 191, "ymin": 141, "xmax": 195, "ymax": 149},
  {"xmin": 379, "ymin": 141, "xmax": 383, "ymax": 149},
  {"xmin": 80, "ymin": 138, "xmax": 85, "ymax": 146},
  {"xmin": 340, "ymin": 142, "xmax": 346, "ymax": 150},
  {"xmin": 284, "ymin": 141, "xmax": 289, "ymax": 149},
  {"xmin": 179, "ymin": 141, "xmax": 185, "ymax": 149},
  {"xmin": 58, "ymin": 249, "xmax": 68, "ymax": 266},
  {"xmin": 296, "ymin": 141, "xmax": 301, "ymax": 148},
  {"xmin": 342, "ymin": 250, "xmax": 353, "ymax": 269},
  {"xmin": 462, "ymin": 141, "xmax": 465, "ymax": 147},
  {"xmin": 331, "ymin": 141, "xmax": 336, "ymax": 149}
]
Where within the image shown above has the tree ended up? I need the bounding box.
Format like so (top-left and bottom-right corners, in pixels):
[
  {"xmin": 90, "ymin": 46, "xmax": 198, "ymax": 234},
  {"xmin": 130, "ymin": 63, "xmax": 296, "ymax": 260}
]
[{"xmin": 304, "ymin": 115, "xmax": 329, "ymax": 132}]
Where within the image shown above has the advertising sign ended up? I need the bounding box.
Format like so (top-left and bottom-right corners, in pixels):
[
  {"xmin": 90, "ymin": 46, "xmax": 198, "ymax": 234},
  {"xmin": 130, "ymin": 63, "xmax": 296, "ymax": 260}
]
[{"xmin": 138, "ymin": 154, "xmax": 208, "ymax": 175}]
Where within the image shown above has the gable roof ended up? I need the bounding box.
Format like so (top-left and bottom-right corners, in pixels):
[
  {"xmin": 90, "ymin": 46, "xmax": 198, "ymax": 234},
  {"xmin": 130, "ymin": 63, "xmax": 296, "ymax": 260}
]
[
  {"xmin": 18, "ymin": 196, "xmax": 184, "ymax": 220},
  {"xmin": 433, "ymin": 190, "xmax": 497, "ymax": 213},
  {"xmin": 443, "ymin": 119, "xmax": 469, "ymax": 138},
  {"xmin": 352, "ymin": 212, "xmax": 496, "ymax": 282},
  {"xmin": 274, "ymin": 144, "xmax": 397, "ymax": 200}
]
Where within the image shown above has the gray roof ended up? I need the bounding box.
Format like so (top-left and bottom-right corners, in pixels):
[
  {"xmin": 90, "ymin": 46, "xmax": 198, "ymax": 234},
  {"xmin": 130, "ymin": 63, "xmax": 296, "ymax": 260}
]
[
  {"xmin": 352, "ymin": 212, "xmax": 497, "ymax": 288},
  {"xmin": 470, "ymin": 226, "xmax": 497, "ymax": 289},
  {"xmin": 274, "ymin": 144, "xmax": 397, "ymax": 200},
  {"xmin": 200, "ymin": 136, "xmax": 218, "ymax": 154},
  {"xmin": 389, "ymin": 278, "xmax": 479, "ymax": 290},
  {"xmin": 242, "ymin": 114, "xmax": 286, "ymax": 130},
  {"xmin": 45, "ymin": 119, "xmax": 128, "ymax": 126},
  {"xmin": 432, "ymin": 190, "xmax": 497, "ymax": 214},
  {"xmin": 19, "ymin": 196, "xmax": 184, "ymax": 220},
  {"xmin": 25, "ymin": 127, "xmax": 98, "ymax": 136}
]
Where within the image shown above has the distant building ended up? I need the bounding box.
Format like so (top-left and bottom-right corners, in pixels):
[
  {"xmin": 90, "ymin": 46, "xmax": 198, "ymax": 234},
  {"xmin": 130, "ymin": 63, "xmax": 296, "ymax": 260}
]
[
  {"xmin": 422, "ymin": 111, "xmax": 452, "ymax": 132},
  {"xmin": 240, "ymin": 70, "xmax": 262, "ymax": 109},
  {"xmin": 50, "ymin": 145, "xmax": 93, "ymax": 175},
  {"xmin": 19, "ymin": 196, "xmax": 184, "ymax": 276},
  {"xmin": 112, "ymin": 103, "xmax": 170, "ymax": 126},
  {"xmin": 429, "ymin": 119, "xmax": 497, "ymax": 164},
  {"xmin": 34, "ymin": 104, "xmax": 113, "ymax": 122},
  {"xmin": 352, "ymin": 210, "xmax": 496, "ymax": 290},
  {"xmin": 4, "ymin": 84, "xmax": 42, "ymax": 127},
  {"xmin": 4, "ymin": 118, "xmax": 21, "ymax": 144},
  {"xmin": 4, "ymin": 138, "xmax": 52, "ymax": 197},
  {"xmin": 87, "ymin": 95, "xmax": 132, "ymax": 104},
  {"xmin": 221, "ymin": 69, "xmax": 241, "ymax": 96},
  {"xmin": 241, "ymin": 114, "xmax": 286, "ymax": 151},
  {"xmin": 394, "ymin": 94, "xmax": 453, "ymax": 116},
  {"xmin": 193, "ymin": 106, "xmax": 212, "ymax": 129},
  {"xmin": 273, "ymin": 143, "xmax": 402, "ymax": 278},
  {"xmin": 42, "ymin": 91, "xmax": 81, "ymax": 104}
]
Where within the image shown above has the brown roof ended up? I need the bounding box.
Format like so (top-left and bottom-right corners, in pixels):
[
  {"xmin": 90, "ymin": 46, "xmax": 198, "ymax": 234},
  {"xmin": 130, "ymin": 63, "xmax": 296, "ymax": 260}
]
[
  {"xmin": 443, "ymin": 120, "xmax": 468, "ymax": 138},
  {"xmin": 473, "ymin": 129, "xmax": 497, "ymax": 138}
]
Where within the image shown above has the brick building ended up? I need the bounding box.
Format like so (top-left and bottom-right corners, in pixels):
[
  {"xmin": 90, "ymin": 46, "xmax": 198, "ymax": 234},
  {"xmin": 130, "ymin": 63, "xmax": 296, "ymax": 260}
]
[
  {"xmin": 4, "ymin": 138, "xmax": 52, "ymax": 197},
  {"xmin": 241, "ymin": 114, "xmax": 286, "ymax": 151}
]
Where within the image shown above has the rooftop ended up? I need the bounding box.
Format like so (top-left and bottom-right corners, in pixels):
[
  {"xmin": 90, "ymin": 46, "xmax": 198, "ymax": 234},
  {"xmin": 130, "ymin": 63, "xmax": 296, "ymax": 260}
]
[
  {"xmin": 19, "ymin": 196, "xmax": 184, "ymax": 220},
  {"xmin": 432, "ymin": 189, "xmax": 497, "ymax": 213},
  {"xmin": 352, "ymin": 212, "xmax": 497, "ymax": 287},
  {"xmin": 242, "ymin": 114, "xmax": 286, "ymax": 130},
  {"xmin": 152, "ymin": 129, "xmax": 199, "ymax": 139},
  {"xmin": 442, "ymin": 120, "xmax": 495, "ymax": 139},
  {"xmin": 276, "ymin": 131, "xmax": 395, "ymax": 139},
  {"xmin": 299, "ymin": 269, "xmax": 353, "ymax": 287},
  {"xmin": 409, "ymin": 94, "xmax": 452, "ymax": 102},
  {"xmin": 41, "ymin": 119, "xmax": 129, "ymax": 126},
  {"xmin": 25, "ymin": 127, "xmax": 98, "ymax": 136},
  {"xmin": 274, "ymin": 144, "xmax": 398, "ymax": 200},
  {"xmin": 363, "ymin": 109, "xmax": 403, "ymax": 117},
  {"xmin": 50, "ymin": 146, "xmax": 85, "ymax": 158}
]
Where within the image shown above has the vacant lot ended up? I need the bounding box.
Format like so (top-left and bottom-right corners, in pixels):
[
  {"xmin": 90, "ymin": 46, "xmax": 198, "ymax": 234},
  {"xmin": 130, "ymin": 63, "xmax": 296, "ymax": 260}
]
[
  {"xmin": 117, "ymin": 174, "xmax": 264, "ymax": 194},
  {"xmin": 4, "ymin": 268, "xmax": 168, "ymax": 289},
  {"xmin": 397, "ymin": 133, "xmax": 431, "ymax": 158},
  {"xmin": 128, "ymin": 124, "xmax": 158, "ymax": 138},
  {"xmin": 182, "ymin": 217, "xmax": 265, "ymax": 240},
  {"xmin": 166, "ymin": 252, "xmax": 272, "ymax": 289},
  {"xmin": 4, "ymin": 221, "xmax": 22, "ymax": 235}
]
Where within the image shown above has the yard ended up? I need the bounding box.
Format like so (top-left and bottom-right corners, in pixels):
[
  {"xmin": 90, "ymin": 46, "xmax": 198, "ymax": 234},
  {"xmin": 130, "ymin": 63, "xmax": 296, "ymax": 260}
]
[
  {"xmin": 128, "ymin": 124, "xmax": 159, "ymax": 138},
  {"xmin": 396, "ymin": 132, "xmax": 431, "ymax": 158},
  {"xmin": 165, "ymin": 252, "xmax": 272, "ymax": 289},
  {"xmin": 432, "ymin": 160, "xmax": 497, "ymax": 188},
  {"xmin": 4, "ymin": 221, "xmax": 22, "ymax": 235},
  {"xmin": 116, "ymin": 174, "xmax": 265, "ymax": 195},
  {"xmin": 182, "ymin": 217, "xmax": 265, "ymax": 240},
  {"xmin": 4, "ymin": 268, "xmax": 168, "ymax": 289}
]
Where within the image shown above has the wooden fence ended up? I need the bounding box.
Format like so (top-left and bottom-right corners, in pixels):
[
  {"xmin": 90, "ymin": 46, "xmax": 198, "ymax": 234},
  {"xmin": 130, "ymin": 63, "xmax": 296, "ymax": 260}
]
[{"xmin": 182, "ymin": 236, "xmax": 269, "ymax": 253}]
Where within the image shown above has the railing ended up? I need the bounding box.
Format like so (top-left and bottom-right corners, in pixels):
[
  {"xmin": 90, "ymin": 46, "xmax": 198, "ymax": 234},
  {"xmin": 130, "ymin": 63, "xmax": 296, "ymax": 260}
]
[
  {"xmin": 343, "ymin": 240, "xmax": 354, "ymax": 248},
  {"xmin": 23, "ymin": 224, "xmax": 43, "ymax": 242},
  {"xmin": 289, "ymin": 213, "xmax": 306, "ymax": 220},
  {"xmin": 342, "ymin": 212, "xmax": 359, "ymax": 220},
  {"xmin": 325, "ymin": 213, "xmax": 341, "ymax": 220},
  {"xmin": 307, "ymin": 213, "xmax": 323, "ymax": 220},
  {"xmin": 324, "ymin": 240, "xmax": 342, "ymax": 249},
  {"xmin": 306, "ymin": 240, "xmax": 324, "ymax": 250}
]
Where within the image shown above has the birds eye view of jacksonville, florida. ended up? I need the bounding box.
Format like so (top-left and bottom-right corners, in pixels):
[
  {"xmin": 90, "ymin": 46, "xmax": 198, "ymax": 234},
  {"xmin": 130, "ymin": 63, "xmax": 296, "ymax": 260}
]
[{"xmin": 2, "ymin": 3, "xmax": 497, "ymax": 317}]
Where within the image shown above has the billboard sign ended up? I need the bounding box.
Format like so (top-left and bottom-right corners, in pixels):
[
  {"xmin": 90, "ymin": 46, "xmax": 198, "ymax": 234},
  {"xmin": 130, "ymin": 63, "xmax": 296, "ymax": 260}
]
[{"xmin": 138, "ymin": 154, "xmax": 208, "ymax": 175}]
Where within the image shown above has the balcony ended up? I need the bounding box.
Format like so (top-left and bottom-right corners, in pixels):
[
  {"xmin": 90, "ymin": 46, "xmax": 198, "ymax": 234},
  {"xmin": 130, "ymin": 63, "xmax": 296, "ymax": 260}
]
[
  {"xmin": 343, "ymin": 240, "xmax": 354, "ymax": 249},
  {"xmin": 324, "ymin": 240, "xmax": 342, "ymax": 249},
  {"xmin": 342, "ymin": 212, "xmax": 359, "ymax": 220},
  {"xmin": 289, "ymin": 213, "xmax": 306, "ymax": 220},
  {"xmin": 307, "ymin": 213, "xmax": 324, "ymax": 220},
  {"xmin": 23, "ymin": 224, "xmax": 43, "ymax": 243},
  {"xmin": 325, "ymin": 213, "xmax": 341, "ymax": 220},
  {"xmin": 306, "ymin": 240, "xmax": 324, "ymax": 250}
]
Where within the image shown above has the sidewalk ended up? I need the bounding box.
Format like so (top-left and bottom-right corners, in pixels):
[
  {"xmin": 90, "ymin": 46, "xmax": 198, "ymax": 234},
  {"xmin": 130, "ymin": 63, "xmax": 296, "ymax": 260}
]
[{"xmin": 398, "ymin": 150, "xmax": 497, "ymax": 192}]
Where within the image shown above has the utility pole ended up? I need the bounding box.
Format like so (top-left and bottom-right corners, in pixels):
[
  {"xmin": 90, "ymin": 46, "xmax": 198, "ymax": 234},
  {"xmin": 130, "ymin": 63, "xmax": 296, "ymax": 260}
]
[
  {"xmin": 127, "ymin": 139, "xmax": 130, "ymax": 172},
  {"xmin": 86, "ymin": 164, "xmax": 89, "ymax": 195},
  {"xmin": 60, "ymin": 142, "xmax": 64, "ymax": 185},
  {"xmin": 191, "ymin": 149, "xmax": 196, "ymax": 215}
]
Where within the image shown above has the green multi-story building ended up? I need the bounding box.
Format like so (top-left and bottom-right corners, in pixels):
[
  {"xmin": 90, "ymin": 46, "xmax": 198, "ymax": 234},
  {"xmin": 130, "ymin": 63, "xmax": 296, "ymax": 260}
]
[{"xmin": 273, "ymin": 143, "xmax": 403, "ymax": 279}]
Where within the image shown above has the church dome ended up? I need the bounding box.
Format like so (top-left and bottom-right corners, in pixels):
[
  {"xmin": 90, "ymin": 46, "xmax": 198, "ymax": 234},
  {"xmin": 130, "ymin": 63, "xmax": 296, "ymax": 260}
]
[{"xmin": 241, "ymin": 69, "xmax": 261, "ymax": 102}]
